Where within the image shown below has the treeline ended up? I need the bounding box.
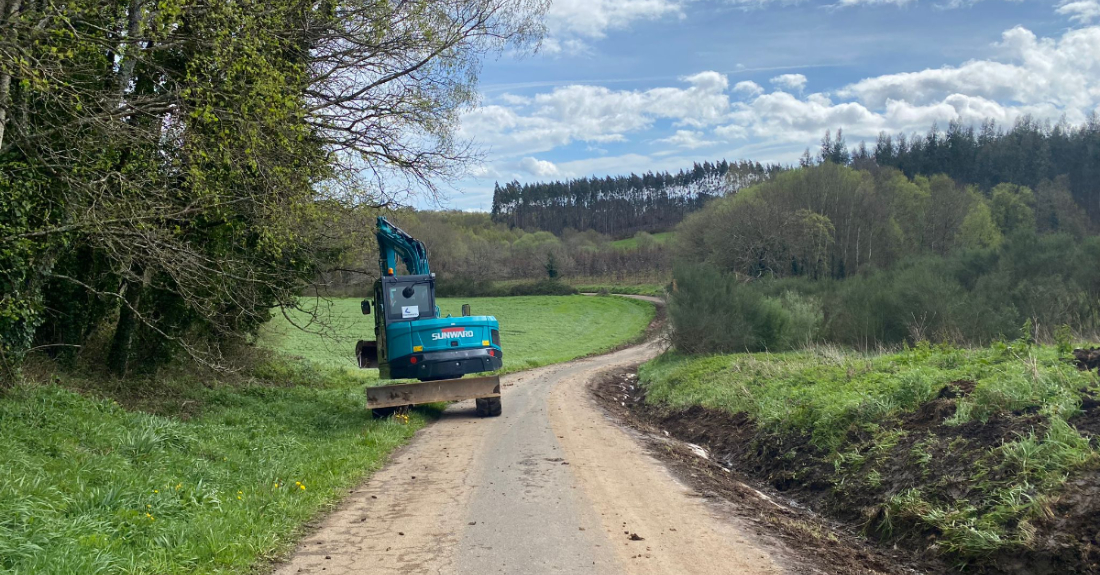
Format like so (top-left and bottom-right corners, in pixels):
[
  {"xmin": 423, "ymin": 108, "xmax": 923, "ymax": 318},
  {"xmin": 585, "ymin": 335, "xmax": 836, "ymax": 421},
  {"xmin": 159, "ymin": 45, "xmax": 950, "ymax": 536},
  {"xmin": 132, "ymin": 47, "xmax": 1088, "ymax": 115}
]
[
  {"xmin": 678, "ymin": 163, "xmax": 1090, "ymax": 280},
  {"xmin": 319, "ymin": 210, "xmax": 670, "ymax": 296},
  {"xmin": 0, "ymin": 0, "xmax": 543, "ymax": 379},
  {"xmin": 859, "ymin": 118, "xmax": 1100, "ymax": 226},
  {"xmin": 669, "ymin": 163, "xmax": 1100, "ymax": 353},
  {"xmin": 490, "ymin": 160, "xmax": 780, "ymax": 236}
]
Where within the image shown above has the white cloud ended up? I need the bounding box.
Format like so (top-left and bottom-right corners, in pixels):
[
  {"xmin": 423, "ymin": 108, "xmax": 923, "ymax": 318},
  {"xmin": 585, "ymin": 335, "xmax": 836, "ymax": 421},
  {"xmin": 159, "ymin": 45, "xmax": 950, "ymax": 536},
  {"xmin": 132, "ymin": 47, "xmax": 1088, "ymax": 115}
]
[
  {"xmin": 733, "ymin": 81, "xmax": 765, "ymax": 97},
  {"xmin": 714, "ymin": 124, "xmax": 750, "ymax": 139},
  {"xmin": 838, "ymin": 26, "xmax": 1100, "ymax": 118},
  {"xmin": 517, "ymin": 157, "xmax": 561, "ymax": 177},
  {"xmin": 834, "ymin": 0, "xmax": 916, "ymax": 6},
  {"xmin": 657, "ymin": 130, "xmax": 719, "ymax": 149},
  {"xmin": 544, "ymin": 0, "xmax": 683, "ymax": 53},
  {"xmin": 770, "ymin": 74, "xmax": 808, "ymax": 92},
  {"xmin": 460, "ymin": 71, "xmax": 731, "ymax": 156},
  {"xmin": 1058, "ymin": 0, "xmax": 1100, "ymax": 23},
  {"xmin": 499, "ymin": 93, "xmax": 531, "ymax": 106}
]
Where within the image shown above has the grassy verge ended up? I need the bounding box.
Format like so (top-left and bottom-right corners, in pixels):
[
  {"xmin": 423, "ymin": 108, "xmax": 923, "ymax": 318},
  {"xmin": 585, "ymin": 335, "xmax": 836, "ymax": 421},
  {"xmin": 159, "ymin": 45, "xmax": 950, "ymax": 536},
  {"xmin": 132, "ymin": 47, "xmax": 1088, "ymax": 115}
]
[
  {"xmin": 0, "ymin": 369, "xmax": 422, "ymax": 575},
  {"xmin": 639, "ymin": 341, "xmax": 1100, "ymax": 570},
  {"xmin": 1, "ymin": 295, "xmax": 654, "ymax": 574},
  {"xmin": 575, "ymin": 284, "xmax": 666, "ymax": 297}
]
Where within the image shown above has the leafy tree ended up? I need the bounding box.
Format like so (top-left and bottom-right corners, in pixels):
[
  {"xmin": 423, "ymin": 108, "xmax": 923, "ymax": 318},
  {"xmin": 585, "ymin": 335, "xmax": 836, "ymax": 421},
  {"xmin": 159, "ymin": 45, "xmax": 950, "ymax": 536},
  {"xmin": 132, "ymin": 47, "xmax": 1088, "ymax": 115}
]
[
  {"xmin": 958, "ymin": 199, "xmax": 1003, "ymax": 250},
  {"xmin": 990, "ymin": 183, "xmax": 1037, "ymax": 236},
  {"xmin": 0, "ymin": 0, "xmax": 548, "ymax": 379}
]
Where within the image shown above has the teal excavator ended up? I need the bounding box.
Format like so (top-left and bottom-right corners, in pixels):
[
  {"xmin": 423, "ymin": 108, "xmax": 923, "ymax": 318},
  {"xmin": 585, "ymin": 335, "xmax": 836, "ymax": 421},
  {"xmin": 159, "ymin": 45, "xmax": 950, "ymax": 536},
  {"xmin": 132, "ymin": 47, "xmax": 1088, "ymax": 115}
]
[{"xmin": 356, "ymin": 217, "xmax": 504, "ymax": 416}]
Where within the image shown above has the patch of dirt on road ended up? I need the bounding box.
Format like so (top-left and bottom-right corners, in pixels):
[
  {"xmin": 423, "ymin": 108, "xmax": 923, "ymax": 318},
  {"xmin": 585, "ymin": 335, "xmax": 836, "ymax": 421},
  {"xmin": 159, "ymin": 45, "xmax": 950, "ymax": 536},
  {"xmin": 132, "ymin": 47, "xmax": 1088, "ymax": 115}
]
[{"xmin": 595, "ymin": 366, "xmax": 1100, "ymax": 575}]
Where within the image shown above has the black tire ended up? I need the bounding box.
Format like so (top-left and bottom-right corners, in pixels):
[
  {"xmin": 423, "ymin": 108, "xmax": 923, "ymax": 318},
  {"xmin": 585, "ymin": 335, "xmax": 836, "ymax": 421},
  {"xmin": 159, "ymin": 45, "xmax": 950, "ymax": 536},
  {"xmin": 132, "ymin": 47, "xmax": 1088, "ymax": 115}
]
[{"xmin": 475, "ymin": 397, "xmax": 502, "ymax": 417}]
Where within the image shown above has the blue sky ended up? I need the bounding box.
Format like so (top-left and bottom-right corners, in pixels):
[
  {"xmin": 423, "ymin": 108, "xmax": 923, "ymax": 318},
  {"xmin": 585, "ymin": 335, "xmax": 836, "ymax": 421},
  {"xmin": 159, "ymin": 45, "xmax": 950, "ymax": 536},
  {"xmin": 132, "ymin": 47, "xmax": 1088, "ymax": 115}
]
[{"xmin": 439, "ymin": 0, "xmax": 1100, "ymax": 210}]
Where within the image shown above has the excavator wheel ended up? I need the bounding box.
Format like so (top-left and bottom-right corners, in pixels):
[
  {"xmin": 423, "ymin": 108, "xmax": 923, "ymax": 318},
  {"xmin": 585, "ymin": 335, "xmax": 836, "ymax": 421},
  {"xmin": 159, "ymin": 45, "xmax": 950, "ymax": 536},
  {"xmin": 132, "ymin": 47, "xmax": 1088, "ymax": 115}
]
[{"xmin": 475, "ymin": 397, "xmax": 502, "ymax": 417}]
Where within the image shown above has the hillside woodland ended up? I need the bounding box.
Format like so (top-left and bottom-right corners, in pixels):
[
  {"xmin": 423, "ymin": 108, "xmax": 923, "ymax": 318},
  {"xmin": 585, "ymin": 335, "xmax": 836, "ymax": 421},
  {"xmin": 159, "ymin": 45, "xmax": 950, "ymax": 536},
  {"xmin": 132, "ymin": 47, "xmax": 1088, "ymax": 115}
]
[{"xmin": 669, "ymin": 158, "xmax": 1099, "ymax": 351}]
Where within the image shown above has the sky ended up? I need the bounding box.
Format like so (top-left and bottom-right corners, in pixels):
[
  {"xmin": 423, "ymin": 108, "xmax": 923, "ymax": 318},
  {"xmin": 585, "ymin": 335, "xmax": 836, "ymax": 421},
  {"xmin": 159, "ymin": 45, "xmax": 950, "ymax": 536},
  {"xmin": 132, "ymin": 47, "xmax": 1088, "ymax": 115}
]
[{"xmin": 436, "ymin": 0, "xmax": 1100, "ymax": 210}]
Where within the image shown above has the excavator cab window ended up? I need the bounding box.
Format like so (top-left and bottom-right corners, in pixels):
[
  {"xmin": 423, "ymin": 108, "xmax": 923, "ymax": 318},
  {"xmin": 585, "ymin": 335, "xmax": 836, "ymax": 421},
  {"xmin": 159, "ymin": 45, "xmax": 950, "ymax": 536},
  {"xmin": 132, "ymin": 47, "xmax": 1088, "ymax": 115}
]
[{"xmin": 381, "ymin": 276, "xmax": 434, "ymax": 322}]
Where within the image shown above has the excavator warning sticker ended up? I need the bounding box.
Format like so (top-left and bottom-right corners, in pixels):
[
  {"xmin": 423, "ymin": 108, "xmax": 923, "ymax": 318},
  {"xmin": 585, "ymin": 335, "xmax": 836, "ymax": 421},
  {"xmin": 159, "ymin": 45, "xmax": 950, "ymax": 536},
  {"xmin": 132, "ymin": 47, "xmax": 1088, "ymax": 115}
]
[{"xmin": 401, "ymin": 305, "xmax": 419, "ymax": 318}]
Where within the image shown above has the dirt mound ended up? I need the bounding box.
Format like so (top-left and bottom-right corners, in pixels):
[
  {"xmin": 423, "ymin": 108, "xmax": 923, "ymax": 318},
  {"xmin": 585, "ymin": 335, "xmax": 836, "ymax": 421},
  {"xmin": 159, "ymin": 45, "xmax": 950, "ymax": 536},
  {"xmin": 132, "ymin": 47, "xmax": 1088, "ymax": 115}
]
[
  {"xmin": 1075, "ymin": 348, "xmax": 1100, "ymax": 372},
  {"xmin": 599, "ymin": 368, "xmax": 1100, "ymax": 574}
]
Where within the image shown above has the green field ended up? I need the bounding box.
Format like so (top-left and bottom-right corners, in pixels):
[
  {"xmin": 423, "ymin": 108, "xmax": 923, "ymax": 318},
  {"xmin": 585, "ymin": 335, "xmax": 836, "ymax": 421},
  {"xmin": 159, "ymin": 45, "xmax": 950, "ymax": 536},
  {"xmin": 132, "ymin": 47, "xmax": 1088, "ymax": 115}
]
[
  {"xmin": 640, "ymin": 341, "xmax": 1100, "ymax": 563},
  {"xmin": 0, "ymin": 295, "xmax": 653, "ymax": 574},
  {"xmin": 264, "ymin": 295, "xmax": 654, "ymax": 374},
  {"xmin": 609, "ymin": 231, "xmax": 673, "ymax": 250}
]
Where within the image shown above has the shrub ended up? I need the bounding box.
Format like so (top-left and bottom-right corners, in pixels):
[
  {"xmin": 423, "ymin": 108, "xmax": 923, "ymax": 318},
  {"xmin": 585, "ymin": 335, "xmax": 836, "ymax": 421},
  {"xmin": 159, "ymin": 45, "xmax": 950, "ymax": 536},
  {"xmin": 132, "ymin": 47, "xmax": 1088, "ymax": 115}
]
[
  {"xmin": 505, "ymin": 280, "xmax": 577, "ymax": 296},
  {"xmin": 435, "ymin": 277, "xmax": 577, "ymax": 298},
  {"xmin": 668, "ymin": 265, "xmax": 795, "ymax": 353}
]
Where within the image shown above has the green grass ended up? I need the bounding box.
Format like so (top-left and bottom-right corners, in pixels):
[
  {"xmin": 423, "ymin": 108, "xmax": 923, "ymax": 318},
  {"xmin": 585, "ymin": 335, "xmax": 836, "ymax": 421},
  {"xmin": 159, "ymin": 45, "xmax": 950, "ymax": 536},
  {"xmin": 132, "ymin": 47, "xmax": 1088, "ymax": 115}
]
[
  {"xmin": 0, "ymin": 375, "xmax": 423, "ymax": 575},
  {"xmin": 610, "ymin": 231, "xmax": 673, "ymax": 249},
  {"xmin": 641, "ymin": 342, "xmax": 1096, "ymax": 449},
  {"xmin": 1, "ymin": 295, "xmax": 654, "ymax": 574},
  {"xmin": 574, "ymin": 284, "xmax": 666, "ymax": 297},
  {"xmin": 263, "ymin": 295, "xmax": 654, "ymax": 373},
  {"xmin": 639, "ymin": 341, "xmax": 1100, "ymax": 561}
]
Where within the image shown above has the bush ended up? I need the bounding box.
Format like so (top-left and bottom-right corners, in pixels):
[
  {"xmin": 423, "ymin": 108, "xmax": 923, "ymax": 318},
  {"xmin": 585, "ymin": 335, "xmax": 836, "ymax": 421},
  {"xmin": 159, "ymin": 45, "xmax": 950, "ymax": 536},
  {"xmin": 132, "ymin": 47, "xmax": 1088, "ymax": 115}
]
[
  {"xmin": 435, "ymin": 277, "xmax": 577, "ymax": 298},
  {"xmin": 670, "ymin": 229, "xmax": 1100, "ymax": 353},
  {"xmin": 434, "ymin": 277, "xmax": 502, "ymax": 297},
  {"xmin": 668, "ymin": 265, "xmax": 796, "ymax": 353}
]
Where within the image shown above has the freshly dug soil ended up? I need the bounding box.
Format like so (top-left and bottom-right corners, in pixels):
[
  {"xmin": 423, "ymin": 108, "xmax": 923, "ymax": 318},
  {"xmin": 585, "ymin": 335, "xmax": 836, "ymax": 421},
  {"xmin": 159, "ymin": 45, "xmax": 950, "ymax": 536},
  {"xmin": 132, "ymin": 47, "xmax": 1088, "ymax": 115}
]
[
  {"xmin": 1076, "ymin": 348, "xmax": 1100, "ymax": 372},
  {"xmin": 596, "ymin": 366, "xmax": 1100, "ymax": 575}
]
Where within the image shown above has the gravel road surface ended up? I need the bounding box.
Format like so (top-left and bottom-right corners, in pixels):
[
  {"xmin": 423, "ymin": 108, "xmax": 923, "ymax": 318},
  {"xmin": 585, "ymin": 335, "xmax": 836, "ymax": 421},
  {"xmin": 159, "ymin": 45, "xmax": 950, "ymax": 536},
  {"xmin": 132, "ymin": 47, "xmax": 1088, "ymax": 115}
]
[{"xmin": 274, "ymin": 297, "xmax": 784, "ymax": 575}]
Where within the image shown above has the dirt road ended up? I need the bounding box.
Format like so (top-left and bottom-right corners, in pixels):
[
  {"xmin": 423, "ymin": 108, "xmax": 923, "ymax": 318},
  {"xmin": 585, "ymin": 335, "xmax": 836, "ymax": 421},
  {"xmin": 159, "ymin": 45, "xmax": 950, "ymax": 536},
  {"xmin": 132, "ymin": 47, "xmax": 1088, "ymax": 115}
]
[{"xmin": 273, "ymin": 299, "xmax": 787, "ymax": 575}]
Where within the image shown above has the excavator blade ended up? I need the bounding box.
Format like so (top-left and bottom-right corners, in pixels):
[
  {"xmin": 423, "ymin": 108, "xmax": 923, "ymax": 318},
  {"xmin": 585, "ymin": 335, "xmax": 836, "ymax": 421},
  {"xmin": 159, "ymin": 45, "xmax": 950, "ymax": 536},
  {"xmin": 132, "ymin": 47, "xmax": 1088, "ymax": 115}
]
[{"xmin": 366, "ymin": 375, "xmax": 501, "ymax": 409}]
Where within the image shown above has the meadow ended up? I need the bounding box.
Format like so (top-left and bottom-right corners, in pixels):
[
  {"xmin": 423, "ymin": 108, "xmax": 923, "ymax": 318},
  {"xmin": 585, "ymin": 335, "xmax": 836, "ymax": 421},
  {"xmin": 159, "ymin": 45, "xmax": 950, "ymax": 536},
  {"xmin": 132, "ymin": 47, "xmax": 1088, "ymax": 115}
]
[
  {"xmin": 263, "ymin": 295, "xmax": 654, "ymax": 373},
  {"xmin": 609, "ymin": 231, "xmax": 673, "ymax": 250}
]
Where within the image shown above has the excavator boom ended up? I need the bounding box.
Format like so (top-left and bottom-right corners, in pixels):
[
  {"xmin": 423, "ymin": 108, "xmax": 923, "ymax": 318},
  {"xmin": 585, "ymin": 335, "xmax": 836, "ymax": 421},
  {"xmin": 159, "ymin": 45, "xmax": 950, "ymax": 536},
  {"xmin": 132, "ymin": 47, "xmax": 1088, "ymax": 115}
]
[{"xmin": 376, "ymin": 216, "xmax": 430, "ymax": 276}]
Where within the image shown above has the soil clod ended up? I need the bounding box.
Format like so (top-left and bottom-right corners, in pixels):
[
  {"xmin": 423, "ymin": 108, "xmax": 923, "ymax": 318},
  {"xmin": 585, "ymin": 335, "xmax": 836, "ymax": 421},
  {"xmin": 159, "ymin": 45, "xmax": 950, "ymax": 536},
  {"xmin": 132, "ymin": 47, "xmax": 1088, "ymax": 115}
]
[{"xmin": 1074, "ymin": 347, "xmax": 1100, "ymax": 372}]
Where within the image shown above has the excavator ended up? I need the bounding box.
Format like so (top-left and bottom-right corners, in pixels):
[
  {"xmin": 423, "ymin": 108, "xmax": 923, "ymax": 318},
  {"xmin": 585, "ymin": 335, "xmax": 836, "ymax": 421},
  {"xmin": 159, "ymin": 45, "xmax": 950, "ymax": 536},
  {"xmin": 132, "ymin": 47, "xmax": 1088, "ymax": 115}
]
[{"xmin": 356, "ymin": 216, "xmax": 504, "ymax": 417}]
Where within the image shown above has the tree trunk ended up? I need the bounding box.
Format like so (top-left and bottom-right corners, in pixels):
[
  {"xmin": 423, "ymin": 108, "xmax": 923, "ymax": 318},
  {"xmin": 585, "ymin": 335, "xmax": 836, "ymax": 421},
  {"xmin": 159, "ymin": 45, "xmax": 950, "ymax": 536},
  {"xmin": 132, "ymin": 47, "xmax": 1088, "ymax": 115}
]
[
  {"xmin": 107, "ymin": 267, "xmax": 150, "ymax": 376},
  {"xmin": 115, "ymin": 0, "xmax": 143, "ymax": 102},
  {"xmin": 0, "ymin": 0, "xmax": 22, "ymax": 151}
]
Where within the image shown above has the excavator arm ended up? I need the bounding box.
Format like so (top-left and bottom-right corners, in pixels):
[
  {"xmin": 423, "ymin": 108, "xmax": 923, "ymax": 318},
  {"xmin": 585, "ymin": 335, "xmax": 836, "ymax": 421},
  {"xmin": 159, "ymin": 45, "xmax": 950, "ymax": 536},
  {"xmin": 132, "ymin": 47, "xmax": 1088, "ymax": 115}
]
[{"xmin": 376, "ymin": 216, "xmax": 431, "ymax": 276}]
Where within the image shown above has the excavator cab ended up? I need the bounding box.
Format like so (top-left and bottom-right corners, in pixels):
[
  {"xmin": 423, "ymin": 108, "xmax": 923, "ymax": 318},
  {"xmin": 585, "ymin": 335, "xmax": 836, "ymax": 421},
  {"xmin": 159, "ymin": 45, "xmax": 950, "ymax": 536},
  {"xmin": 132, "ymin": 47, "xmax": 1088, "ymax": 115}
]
[{"xmin": 358, "ymin": 273, "xmax": 502, "ymax": 380}]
